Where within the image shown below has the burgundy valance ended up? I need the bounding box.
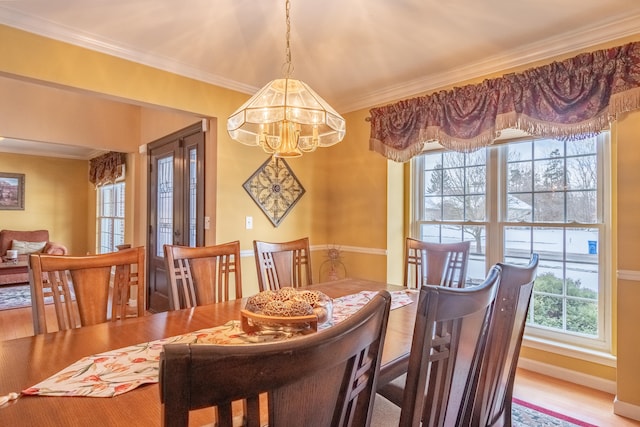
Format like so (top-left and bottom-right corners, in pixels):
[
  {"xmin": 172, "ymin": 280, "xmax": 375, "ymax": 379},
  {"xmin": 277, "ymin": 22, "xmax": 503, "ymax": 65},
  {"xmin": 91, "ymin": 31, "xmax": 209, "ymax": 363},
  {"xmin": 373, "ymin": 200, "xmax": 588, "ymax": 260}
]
[
  {"xmin": 89, "ymin": 152, "xmax": 126, "ymax": 186},
  {"xmin": 369, "ymin": 41, "xmax": 640, "ymax": 162}
]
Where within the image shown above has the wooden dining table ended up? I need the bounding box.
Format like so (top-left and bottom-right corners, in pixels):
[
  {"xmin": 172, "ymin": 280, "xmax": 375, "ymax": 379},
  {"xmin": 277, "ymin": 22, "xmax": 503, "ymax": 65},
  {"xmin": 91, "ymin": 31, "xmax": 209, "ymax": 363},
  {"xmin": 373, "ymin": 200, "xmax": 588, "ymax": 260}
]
[{"xmin": 0, "ymin": 278, "xmax": 417, "ymax": 426}]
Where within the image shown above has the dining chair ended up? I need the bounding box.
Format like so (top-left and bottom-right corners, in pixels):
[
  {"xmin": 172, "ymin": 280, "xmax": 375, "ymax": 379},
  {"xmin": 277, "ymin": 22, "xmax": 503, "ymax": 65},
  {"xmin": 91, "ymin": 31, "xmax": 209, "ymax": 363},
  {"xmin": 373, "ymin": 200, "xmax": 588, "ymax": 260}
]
[
  {"xmin": 253, "ymin": 237, "xmax": 312, "ymax": 291},
  {"xmin": 29, "ymin": 246, "xmax": 146, "ymax": 334},
  {"xmin": 159, "ymin": 290, "xmax": 392, "ymax": 427},
  {"xmin": 163, "ymin": 241, "xmax": 242, "ymax": 310},
  {"xmin": 471, "ymin": 254, "xmax": 539, "ymax": 427},
  {"xmin": 404, "ymin": 238, "xmax": 471, "ymax": 289},
  {"xmin": 374, "ymin": 266, "xmax": 501, "ymax": 427}
]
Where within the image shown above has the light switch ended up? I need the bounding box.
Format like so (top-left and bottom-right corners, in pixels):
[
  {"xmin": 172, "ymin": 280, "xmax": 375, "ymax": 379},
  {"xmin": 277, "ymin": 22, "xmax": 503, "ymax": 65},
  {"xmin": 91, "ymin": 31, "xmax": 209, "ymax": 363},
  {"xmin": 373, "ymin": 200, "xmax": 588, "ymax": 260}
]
[
  {"xmin": 204, "ymin": 216, "xmax": 210, "ymax": 230},
  {"xmin": 245, "ymin": 216, "xmax": 253, "ymax": 229}
]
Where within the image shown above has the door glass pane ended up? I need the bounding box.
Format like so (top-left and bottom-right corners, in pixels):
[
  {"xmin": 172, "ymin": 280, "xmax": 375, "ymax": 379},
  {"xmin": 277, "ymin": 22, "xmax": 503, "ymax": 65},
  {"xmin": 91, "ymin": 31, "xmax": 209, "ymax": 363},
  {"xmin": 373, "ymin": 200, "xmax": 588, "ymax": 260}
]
[{"xmin": 157, "ymin": 156, "xmax": 174, "ymax": 257}]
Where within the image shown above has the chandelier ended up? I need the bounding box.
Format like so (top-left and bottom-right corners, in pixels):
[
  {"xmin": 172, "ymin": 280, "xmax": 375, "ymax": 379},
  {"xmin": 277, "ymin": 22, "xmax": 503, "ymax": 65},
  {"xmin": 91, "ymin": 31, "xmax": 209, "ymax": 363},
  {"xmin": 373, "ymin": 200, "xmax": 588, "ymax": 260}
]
[{"xmin": 226, "ymin": 0, "xmax": 346, "ymax": 158}]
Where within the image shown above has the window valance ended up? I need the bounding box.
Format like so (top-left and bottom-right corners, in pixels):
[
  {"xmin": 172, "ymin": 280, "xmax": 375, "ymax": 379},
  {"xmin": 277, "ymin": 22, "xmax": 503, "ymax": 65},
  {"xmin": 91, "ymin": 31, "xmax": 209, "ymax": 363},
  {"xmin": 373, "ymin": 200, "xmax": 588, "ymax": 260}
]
[
  {"xmin": 369, "ymin": 41, "xmax": 640, "ymax": 162},
  {"xmin": 89, "ymin": 152, "xmax": 126, "ymax": 186}
]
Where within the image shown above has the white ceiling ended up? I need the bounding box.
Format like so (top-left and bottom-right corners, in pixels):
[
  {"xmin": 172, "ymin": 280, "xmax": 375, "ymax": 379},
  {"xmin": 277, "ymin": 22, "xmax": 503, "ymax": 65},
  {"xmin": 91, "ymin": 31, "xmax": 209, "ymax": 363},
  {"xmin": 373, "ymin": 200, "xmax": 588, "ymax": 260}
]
[
  {"xmin": 1, "ymin": 0, "xmax": 640, "ymax": 157},
  {"xmin": 3, "ymin": 0, "xmax": 640, "ymax": 113}
]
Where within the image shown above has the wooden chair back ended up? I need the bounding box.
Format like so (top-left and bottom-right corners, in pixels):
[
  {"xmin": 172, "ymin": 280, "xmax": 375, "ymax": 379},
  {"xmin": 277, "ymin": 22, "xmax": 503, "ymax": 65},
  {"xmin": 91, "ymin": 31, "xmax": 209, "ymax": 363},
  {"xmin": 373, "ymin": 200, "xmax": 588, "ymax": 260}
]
[
  {"xmin": 163, "ymin": 241, "xmax": 242, "ymax": 310},
  {"xmin": 394, "ymin": 266, "xmax": 500, "ymax": 427},
  {"xmin": 404, "ymin": 238, "xmax": 471, "ymax": 288},
  {"xmin": 472, "ymin": 254, "xmax": 539, "ymax": 427},
  {"xmin": 159, "ymin": 290, "xmax": 392, "ymax": 427},
  {"xmin": 253, "ymin": 237, "xmax": 312, "ymax": 291},
  {"xmin": 29, "ymin": 247, "xmax": 145, "ymax": 334}
]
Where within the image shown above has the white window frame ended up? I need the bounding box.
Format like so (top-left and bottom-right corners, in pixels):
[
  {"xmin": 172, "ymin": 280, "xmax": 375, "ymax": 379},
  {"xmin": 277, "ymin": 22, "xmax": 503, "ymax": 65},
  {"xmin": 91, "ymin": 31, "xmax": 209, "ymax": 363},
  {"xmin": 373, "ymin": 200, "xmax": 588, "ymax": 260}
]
[
  {"xmin": 96, "ymin": 179, "xmax": 125, "ymax": 254},
  {"xmin": 411, "ymin": 134, "xmax": 612, "ymax": 358}
]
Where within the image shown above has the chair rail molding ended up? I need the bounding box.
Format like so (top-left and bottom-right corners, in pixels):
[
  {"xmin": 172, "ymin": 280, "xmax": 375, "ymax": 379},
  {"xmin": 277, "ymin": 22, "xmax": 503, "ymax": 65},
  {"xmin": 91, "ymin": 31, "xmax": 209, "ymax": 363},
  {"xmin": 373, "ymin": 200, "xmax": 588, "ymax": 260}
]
[
  {"xmin": 241, "ymin": 245, "xmax": 386, "ymax": 258},
  {"xmin": 313, "ymin": 244, "xmax": 387, "ymax": 256},
  {"xmin": 617, "ymin": 270, "xmax": 640, "ymax": 281}
]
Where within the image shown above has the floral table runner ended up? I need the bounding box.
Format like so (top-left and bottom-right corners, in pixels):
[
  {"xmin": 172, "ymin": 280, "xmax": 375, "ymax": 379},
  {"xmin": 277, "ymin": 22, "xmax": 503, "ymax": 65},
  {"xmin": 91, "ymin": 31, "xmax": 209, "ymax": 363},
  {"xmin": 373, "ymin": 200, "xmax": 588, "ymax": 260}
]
[{"xmin": 23, "ymin": 290, "xmax": 414, "ymax": 398}]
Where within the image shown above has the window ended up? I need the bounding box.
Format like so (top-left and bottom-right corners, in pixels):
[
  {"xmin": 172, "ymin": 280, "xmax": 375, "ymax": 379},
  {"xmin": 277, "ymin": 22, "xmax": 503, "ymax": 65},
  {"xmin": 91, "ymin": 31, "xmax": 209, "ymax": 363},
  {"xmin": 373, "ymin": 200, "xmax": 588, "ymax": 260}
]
[
  {"xmin": 412, "ymin": 134, "xmax": 609, "ymax": 351},
  {"xmin": 97, "ymin": 181, "xmax": 125, "ymax": 254}
]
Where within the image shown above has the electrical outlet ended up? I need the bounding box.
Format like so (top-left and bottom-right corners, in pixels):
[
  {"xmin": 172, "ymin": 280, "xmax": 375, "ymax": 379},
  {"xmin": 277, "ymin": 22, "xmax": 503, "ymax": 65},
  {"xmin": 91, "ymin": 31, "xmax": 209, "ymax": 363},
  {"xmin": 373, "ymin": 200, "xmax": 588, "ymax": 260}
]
[{"xmin": 245, "ymin": 216, "xmax": 253, "ymax": 229}]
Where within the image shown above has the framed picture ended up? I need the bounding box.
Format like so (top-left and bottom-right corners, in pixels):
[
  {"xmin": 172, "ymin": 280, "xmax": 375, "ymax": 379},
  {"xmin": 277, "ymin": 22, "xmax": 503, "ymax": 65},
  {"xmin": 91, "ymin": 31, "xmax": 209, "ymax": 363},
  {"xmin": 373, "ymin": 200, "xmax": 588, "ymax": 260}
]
[{"xmin": 0, "ymin": 172, "xmax": 25, "ymax": 210}]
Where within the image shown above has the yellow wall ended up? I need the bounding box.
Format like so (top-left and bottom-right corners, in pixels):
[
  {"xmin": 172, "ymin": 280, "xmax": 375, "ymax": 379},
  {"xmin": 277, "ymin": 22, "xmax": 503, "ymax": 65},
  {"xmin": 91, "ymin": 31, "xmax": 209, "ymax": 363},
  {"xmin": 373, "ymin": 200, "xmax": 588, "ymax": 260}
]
[
  {"xmin": 0, "ymin": 75, "xmax": 140, "ymax": 151},
  {"xmin": 0, "ymin": 152, "xmax": 89, "ymax": 255},
  {"xmin": 614, "ymin": 110, "xmax": 640, "ymax": 406},
  {"xmin": 2, "ymin": 23, "xmax": 640, "ymax": 411},
  {"xmin": 0, "ymin": 24, "xmax": 335, "ymax": 296}
]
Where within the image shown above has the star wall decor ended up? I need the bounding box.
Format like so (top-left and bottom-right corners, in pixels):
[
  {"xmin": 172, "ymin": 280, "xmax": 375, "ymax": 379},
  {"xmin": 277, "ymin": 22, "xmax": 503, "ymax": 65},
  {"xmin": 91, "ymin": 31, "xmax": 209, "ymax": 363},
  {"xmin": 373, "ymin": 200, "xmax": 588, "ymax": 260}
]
[{"xmin": 243, "ymin": 157, "xmax": 305, "ymax": 227}]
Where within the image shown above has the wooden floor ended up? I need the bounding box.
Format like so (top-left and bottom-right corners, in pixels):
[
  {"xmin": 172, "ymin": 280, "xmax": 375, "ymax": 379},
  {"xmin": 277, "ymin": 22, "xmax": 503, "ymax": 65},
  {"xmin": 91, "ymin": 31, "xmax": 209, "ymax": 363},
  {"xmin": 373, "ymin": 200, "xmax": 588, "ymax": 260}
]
[
  {"xmin": 1, "ymin": 304, "xmax": 639, "ymax": 426},
  {"xmin": 513, "ymin": 369, "xmax": 639, "ymax": 426}
]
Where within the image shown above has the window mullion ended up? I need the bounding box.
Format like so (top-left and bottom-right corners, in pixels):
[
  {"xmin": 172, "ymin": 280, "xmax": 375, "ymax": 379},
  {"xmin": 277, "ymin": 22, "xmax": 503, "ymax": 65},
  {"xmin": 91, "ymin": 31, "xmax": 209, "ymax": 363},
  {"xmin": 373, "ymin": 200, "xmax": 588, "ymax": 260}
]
[{"xmin": 487, "ymin": 144, "xmax": 501, "ymax": 268}]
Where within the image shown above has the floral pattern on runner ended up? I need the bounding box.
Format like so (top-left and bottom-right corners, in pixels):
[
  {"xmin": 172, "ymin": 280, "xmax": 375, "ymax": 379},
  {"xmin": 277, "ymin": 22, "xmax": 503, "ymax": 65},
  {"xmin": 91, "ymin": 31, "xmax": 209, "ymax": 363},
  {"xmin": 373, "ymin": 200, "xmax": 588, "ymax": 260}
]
[{"xmin": 23, "ymin": 290, "xmax": 414, "ymax": 398}]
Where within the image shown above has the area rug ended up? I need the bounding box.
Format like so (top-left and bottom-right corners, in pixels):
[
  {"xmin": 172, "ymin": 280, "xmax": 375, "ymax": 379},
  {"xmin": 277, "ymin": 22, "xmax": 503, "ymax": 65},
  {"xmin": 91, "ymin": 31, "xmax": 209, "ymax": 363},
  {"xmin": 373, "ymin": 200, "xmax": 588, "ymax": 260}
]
[
  {"xmin": 0, "ymin": 284, "xmax": 75, "ymax": 311},
  {"xmin": 513, "ymin": 397, "xmax": 598, "ymax": 427},
  {"xmin": 0, "ymin": 284, "xmax": 33, "ymax": 310}
]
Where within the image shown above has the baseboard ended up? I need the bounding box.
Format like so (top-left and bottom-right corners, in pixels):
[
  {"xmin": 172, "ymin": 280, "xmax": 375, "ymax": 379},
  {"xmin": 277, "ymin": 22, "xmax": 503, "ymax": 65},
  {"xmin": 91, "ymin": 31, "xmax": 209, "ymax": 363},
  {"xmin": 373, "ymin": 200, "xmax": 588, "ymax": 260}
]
[
  {"xmin": 613, "ymin": 397, "xmax": 640, "ymax": 421},
  {"xmin": 517, "ymin": 357, "xmax": 616, "ymax": 394}
]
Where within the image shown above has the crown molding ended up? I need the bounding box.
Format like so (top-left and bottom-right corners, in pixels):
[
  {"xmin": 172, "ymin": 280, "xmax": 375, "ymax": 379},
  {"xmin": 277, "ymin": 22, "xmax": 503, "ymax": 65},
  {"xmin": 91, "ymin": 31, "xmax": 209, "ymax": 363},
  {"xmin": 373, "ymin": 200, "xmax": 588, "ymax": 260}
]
[
  {"xmin": 0, "ymin": 7, "xmax": 259, "ymax": 96},
  {"xmin": 1, "ymin": 7, "xmax": 639, "ymax": 114},
  {"xmin": 338, "ymin": 13, "xmax": 640, "ymax": 113}
]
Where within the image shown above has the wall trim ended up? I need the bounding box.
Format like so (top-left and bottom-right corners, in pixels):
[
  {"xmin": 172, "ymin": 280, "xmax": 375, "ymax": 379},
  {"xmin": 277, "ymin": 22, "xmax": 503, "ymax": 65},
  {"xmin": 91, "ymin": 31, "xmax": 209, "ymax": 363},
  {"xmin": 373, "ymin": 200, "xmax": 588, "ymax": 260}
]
[
  {"xmin": 613, "ymin": 398, "xmax": 640, "ymax": 421},
  {"xmin": 617, "ymin": 269, "xmax": 640, "ymax": 281},
  {"xmin": 311, "ymin": 244, "xmax": 387, "ymax": 257},
  {"xmin": 5, "ymin": 7, "xmax": 639, "ymax": 113},
  {"xmin": 517, "ymin": 357, "xmax": 616, "ymax": 394},
  {"xmin": 241, "ymin": 244, "xmax": 387, "ymax": 258}
]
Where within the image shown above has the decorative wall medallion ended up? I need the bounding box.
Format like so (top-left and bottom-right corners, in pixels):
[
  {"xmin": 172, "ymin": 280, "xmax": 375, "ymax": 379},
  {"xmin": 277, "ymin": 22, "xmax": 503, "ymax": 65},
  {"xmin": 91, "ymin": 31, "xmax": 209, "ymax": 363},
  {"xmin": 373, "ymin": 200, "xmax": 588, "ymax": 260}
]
[{"xmin": 243, "ymin": 157, "xmax": 305, "ymax": 227}]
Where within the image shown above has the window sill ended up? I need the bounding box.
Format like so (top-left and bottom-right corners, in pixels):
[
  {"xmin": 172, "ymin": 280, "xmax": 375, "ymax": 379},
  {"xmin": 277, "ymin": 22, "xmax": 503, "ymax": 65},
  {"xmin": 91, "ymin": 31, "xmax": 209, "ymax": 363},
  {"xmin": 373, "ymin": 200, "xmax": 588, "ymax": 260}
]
[{"xmin": 522, "ymin": 335, "xmax": 616, "ymax": 368}]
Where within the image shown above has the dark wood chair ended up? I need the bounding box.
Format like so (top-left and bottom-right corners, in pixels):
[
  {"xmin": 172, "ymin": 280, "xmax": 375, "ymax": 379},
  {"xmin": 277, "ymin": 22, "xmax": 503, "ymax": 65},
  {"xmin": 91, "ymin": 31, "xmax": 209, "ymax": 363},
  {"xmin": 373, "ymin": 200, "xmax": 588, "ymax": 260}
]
[
  {"xmin": 253, "ymin": 237, "xmax": 312, "ymax": 291},
  {"xmin": 376, "ymin": 266, "xmax": 501, "ymax": 427},
  {"xmin": 404, "ymin": 238, "xmax": 471, "ymax": 289},
  {"xmin": 29, "ymin": 247, "xmax": 145, "ymax": 334},
  {"xmin": 159, "ymin": 290, "xmax": 392, "ymax": 427},
  {"xmin": 163, "ymin": 241, "xmax": 242, "ymax": 310},
  {"xmin": 472, "ymin": 254, "xmax": 539, "ymax": 427}
]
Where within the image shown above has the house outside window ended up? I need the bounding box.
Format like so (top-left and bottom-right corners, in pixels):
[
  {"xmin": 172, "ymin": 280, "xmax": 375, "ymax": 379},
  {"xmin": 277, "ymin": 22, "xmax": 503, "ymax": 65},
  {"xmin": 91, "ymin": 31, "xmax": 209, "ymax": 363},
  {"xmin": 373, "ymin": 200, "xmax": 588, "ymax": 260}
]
[
  {"xmin": 96, "ymin": 181, "xmax": 125, "ymax": 254},
  {"xmin": 412, "ymin": 134, "xmax": 610, "ymax": 353}
]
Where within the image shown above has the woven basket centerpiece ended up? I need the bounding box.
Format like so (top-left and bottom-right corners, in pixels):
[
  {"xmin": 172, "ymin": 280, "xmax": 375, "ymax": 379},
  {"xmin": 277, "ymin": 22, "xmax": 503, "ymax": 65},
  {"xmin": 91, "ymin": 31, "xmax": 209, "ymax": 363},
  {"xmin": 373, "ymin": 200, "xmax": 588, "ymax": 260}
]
[{"xmin": 241, "ymin": 287, "xmax": 333, "ymax": 333}]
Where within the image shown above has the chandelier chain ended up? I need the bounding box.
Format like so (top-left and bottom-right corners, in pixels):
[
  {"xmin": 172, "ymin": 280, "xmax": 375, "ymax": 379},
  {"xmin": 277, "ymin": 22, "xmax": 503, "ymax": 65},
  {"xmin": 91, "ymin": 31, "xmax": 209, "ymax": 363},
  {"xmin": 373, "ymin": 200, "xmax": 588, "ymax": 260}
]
[{"xmin": 284, "ymin": 0, "xmax": 293, "ymax": 77}]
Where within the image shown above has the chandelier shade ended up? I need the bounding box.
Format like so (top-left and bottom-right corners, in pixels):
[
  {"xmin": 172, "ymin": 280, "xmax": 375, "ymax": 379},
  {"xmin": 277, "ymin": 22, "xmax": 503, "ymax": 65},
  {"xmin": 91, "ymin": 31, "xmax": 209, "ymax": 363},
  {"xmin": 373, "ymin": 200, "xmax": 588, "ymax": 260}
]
[{"xmin": 226, "ymin": 0, "xmax": 346, "ymax": 158}]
